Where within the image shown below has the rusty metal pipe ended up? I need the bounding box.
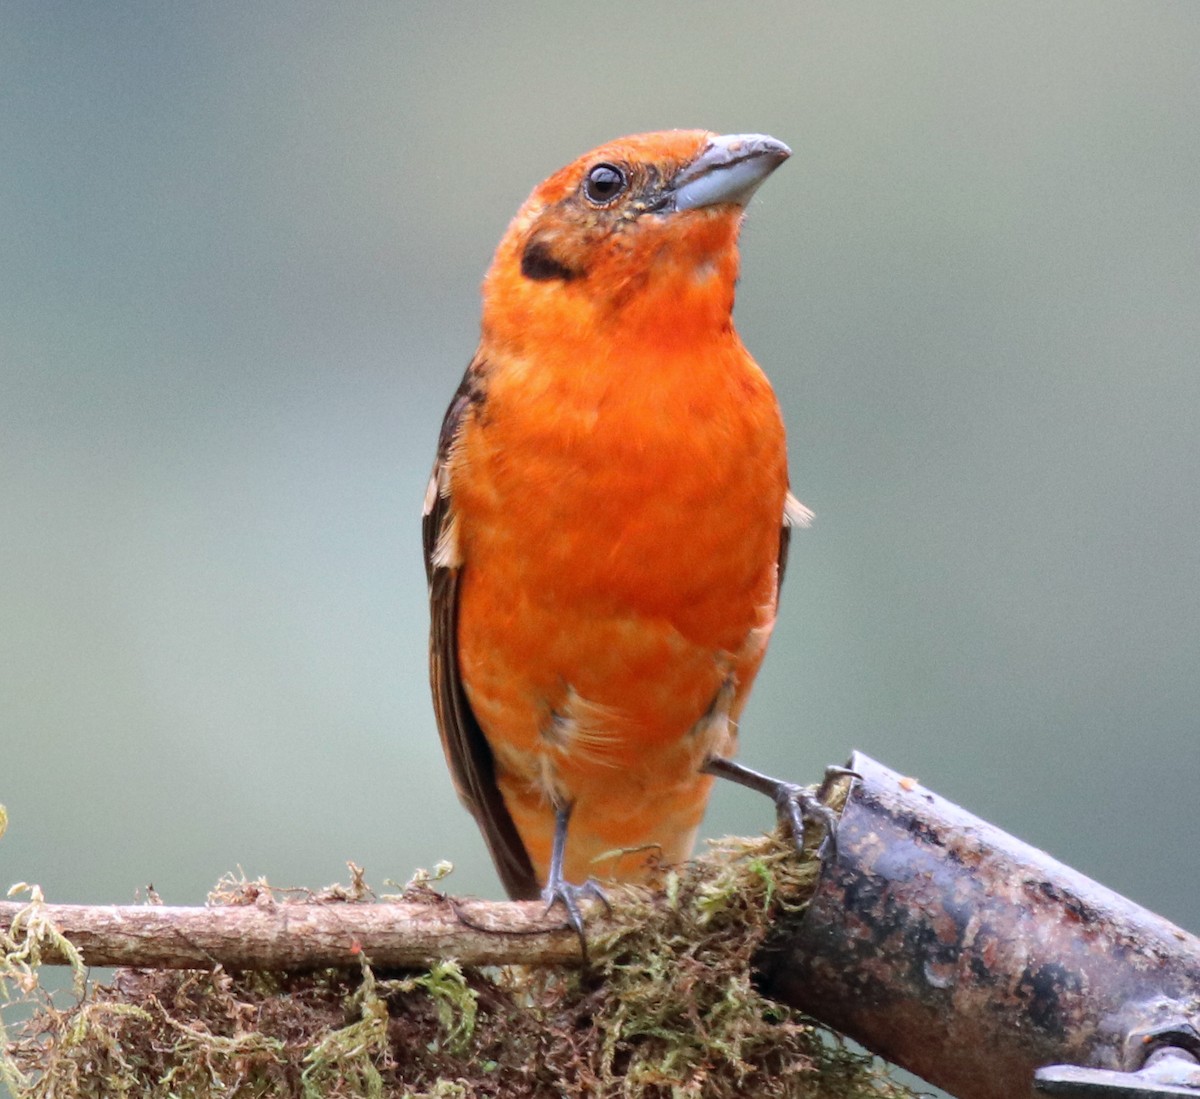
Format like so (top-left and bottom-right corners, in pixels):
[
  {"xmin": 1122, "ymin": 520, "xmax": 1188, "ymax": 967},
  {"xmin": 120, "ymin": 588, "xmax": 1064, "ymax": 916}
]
[{"xmin": 753, "ymin": 753, "xmax": 1200, "ymax": 1099}]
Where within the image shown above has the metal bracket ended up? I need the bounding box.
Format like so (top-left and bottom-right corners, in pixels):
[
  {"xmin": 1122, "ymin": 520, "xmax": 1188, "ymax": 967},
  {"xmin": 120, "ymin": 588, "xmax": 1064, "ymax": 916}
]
[
  {"xmin": 1032, "ymin": 1022, "xmax": 1200, "ymax": 1099},
  {"xmin": 1038, "ymin": 1044, "xmax": 1200, "ymax": 1098}
]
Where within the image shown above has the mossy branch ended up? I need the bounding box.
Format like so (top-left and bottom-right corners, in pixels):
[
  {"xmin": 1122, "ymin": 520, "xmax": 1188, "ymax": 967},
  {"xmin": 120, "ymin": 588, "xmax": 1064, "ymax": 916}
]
[
  {"xmin": 2, "ymin": 824, "xmax": 916, "ymax": 1099},
  {"xmin": 2, "ymin": 783, "xmax": 914, "ymax": 1097}
]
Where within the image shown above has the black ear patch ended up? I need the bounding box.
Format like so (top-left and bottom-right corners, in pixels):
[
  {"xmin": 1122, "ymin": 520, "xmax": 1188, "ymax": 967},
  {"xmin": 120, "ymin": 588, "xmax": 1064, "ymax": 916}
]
[{"xmin": 521, "ymin": 238, "xmax": 580, "ymax": 282}]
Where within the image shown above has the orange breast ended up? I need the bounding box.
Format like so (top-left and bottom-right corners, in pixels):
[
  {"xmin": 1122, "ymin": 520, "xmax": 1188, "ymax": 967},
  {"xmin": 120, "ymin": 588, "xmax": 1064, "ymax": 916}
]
[{"xmin": 452, "ymin": 334, "xmax": 788, "ymax": 883}]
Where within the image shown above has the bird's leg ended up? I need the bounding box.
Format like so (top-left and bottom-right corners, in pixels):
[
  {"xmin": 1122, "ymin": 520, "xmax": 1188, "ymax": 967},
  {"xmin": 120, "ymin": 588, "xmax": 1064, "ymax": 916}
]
[
  {"xmin": 702, "ymin": 757, "xmax": 849, "ymax": 860},
  {"xmin": 541, "ymin": 802, "xmax": 609, "ymax": 953}
]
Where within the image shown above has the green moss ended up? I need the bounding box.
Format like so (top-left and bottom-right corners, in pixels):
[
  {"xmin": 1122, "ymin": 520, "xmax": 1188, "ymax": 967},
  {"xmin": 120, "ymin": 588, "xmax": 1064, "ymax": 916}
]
[{"xmin": 3, "ymin": 825, "xmax": 916, "ymax": 1098}]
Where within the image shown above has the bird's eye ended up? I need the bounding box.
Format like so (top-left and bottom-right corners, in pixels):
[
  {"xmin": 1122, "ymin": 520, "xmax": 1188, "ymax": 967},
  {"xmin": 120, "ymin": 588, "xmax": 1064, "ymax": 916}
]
[{"xmin": 583, "ymin": 163, "xmax": 627, "ymax": 205}]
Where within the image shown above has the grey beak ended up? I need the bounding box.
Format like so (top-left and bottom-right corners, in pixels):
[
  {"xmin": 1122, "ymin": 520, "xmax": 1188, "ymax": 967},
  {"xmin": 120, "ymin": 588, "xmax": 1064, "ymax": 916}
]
[{"xmin": 671, "ymin": 133, "xmax": 791, "ymax": 212}]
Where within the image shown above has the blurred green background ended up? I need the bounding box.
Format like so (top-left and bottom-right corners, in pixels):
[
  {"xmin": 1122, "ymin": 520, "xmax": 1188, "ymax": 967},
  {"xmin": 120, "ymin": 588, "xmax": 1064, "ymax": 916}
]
[{"xmin": 2, "ymin": 0, "xmax": 1198, "ymax": 1013}]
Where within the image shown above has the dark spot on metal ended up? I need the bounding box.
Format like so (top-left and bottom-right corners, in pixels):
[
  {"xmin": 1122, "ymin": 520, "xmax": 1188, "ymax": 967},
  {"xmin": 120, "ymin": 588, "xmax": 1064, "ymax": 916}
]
[
  {"xmin": 1033, "ymin": 878, "xmax": 1102, "ymax": 925},
  {"xmin": 1016, "ymin": 962, "xmax": 1080, "ymax": 1038}
]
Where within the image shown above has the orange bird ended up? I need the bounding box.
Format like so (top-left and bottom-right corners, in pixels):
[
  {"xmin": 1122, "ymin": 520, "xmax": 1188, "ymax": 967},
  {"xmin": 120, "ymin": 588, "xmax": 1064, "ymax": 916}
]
[{"xmin": 424, "ymin": 130, "xmax": 829, "ymax": 924}]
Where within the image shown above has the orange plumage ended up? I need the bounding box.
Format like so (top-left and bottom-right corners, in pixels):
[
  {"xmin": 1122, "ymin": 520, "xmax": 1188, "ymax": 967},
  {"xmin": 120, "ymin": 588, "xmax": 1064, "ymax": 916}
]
[{"xmin": 424, "ymin": 130, "xmax": 800, "ymax": 901}]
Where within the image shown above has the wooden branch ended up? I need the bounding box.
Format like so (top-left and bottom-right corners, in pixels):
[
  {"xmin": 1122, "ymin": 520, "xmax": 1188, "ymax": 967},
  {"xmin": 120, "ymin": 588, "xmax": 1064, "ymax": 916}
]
[{"xmin": 0, "ymin": 894, "xmax": 605, "ymax": 970}]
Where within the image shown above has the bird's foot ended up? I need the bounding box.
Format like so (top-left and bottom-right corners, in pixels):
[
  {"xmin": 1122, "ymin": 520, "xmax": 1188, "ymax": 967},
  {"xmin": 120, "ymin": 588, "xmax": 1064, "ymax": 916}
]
[
  {"xmin": 542, "ymin": 877, "xmax": 610, "ymax": 959},
  {"xmin": 703, "ymin": 757, "xmax": 854, "ymax": 861},
  {"xmin": 770, "ymin": 778, "xmax": 843, "ymax": 860}
]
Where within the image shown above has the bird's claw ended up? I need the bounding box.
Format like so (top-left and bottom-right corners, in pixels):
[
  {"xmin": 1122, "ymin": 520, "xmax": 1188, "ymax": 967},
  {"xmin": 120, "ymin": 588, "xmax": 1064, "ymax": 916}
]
[
  {"xmin": 703, "ymin": 755, "xmax": 849, "ymax": 863},
  {"xmin": 542, "ymin": 877, "xmax": 610, "ymax": 955},
  {"xmin": 820, "ymin": 764, "xmax": 861, "ymax": 788},
  {"xmin": 774, "ymin": 781, "xmax": 841, "ymax": 861}
]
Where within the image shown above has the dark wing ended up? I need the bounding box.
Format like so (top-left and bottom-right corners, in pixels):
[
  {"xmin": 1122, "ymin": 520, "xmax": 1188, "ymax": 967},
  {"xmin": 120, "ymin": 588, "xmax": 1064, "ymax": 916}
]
[
  {"xmin": 423, "ymin": 362, "xmax": 540, "ymax": 901},
  {"xmin": 778, "ymin": 491, "xmax": 813, "ymax": 596}
]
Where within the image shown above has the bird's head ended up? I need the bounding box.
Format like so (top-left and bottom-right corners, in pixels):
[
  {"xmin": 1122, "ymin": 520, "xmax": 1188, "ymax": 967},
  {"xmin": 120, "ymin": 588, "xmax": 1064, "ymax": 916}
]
[{"xmin": 480, "ymin": 130, "xmax": 790, "ymax": 354}]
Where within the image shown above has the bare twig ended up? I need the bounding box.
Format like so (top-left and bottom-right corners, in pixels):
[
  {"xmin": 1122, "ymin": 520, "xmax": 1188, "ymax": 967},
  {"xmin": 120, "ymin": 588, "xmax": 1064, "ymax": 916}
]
[{"xmin": 0, "ymin": 894, "xmax": 606, "ymax": 971}]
